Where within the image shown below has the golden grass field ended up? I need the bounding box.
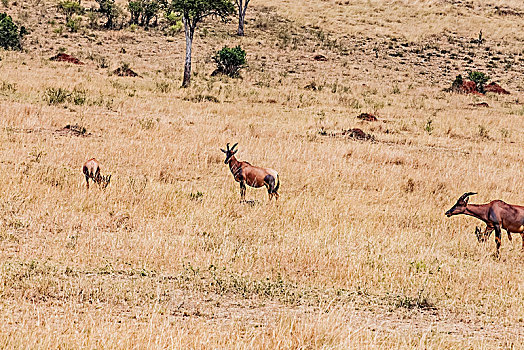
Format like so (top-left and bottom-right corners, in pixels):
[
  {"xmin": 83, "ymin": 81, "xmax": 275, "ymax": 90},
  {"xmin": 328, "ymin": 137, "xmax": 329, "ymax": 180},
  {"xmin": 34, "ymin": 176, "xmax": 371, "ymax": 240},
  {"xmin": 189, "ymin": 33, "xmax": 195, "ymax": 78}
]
[{"xmin": 0, "ymin": 0, "xmax": 523, "ymax": 348}]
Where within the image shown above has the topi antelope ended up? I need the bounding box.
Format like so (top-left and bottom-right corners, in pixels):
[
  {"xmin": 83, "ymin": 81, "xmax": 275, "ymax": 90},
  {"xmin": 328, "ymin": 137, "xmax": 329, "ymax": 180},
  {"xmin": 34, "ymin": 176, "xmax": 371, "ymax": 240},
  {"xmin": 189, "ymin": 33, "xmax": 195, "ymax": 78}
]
[
  {"xmin": 221, "ymin": 143, "xmax": 280, "ymax": 201},
  {"xmin": 83, "ymin": 158, "xmax": 111, "ymax": 189},
  {"xmin": 446, "ymin": 192, "xmax": 524, "ymax": 255}
]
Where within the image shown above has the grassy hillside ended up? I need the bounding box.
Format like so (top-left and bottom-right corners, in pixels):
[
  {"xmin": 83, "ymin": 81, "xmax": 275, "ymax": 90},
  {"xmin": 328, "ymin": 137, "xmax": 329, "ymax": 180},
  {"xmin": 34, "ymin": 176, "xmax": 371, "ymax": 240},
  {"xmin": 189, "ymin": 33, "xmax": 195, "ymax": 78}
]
[{"xmin": 0, "ymin": 0, "xmax": 523, "ymax": 348}]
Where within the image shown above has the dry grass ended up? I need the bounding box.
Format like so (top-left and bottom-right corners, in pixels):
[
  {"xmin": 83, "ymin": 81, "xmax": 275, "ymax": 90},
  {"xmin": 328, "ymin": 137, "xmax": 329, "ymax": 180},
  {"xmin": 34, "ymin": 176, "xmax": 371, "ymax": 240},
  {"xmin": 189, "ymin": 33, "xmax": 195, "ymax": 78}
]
[{"xmin": 0, "ymin": 0, "xmax": 523, "ymax": 348}]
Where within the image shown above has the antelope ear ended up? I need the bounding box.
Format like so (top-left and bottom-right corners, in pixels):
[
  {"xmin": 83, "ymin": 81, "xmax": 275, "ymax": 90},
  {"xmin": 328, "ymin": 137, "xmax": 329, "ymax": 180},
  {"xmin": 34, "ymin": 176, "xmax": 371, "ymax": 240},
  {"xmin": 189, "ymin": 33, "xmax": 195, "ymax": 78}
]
[
  {"xmin": 220, "ymin": 148, "xmax": 226, "ymax": 153},
  {"xmin": 232, "ymin": 150, "xmax": 238, "ymax": 155}
]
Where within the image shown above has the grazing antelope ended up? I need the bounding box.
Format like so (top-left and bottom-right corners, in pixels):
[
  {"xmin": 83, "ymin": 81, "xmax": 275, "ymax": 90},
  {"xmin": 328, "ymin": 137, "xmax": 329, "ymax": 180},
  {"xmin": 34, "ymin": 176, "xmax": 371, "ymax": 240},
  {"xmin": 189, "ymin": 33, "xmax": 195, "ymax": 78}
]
[
  {"xmin": 446, "ymin": 192, "xmax": 524, "ymax": 255},
  {"xmin": 220, "ymin": 143, "xmax": 280, "ymax": 201},
  {"xmin": 83, "ymin": 158, "xmax": 111, "ymax": 189}
]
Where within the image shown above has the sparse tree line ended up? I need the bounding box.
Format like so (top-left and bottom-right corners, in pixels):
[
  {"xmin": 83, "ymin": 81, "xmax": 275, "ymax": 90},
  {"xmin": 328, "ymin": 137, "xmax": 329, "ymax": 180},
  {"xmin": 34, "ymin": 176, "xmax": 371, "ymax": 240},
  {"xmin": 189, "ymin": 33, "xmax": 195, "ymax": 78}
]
[{"xmin": 1, "ymin": 0, "xmax": 251, "ymax": 87}]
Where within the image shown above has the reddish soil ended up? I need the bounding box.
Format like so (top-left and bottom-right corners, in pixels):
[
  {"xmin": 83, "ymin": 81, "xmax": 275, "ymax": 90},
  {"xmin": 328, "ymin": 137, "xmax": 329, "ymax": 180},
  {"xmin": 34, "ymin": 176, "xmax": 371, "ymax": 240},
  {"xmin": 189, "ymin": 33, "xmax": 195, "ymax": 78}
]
[
  {"xmin": 458, "ymin": 80, "xmax": 479, "ymax": 94},
  {"xmin": 484, "ymin": 82, "xmax": 510, "ymax": 94},
  {"xmin": 357, "ymin": 113, "xmax": 378, "ymax": 121},
  {"xmin": 50, "ymin": 53, "xmax": 84, "ymax": 65}
]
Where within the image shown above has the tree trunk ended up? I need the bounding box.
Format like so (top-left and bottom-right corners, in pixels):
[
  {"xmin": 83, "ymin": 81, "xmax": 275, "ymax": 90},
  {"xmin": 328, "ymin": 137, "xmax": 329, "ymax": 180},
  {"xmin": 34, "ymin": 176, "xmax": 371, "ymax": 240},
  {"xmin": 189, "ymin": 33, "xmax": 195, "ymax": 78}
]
[
  {"xmin": 182, "ymin": 18, "xmax": 194, "ymax": 88},
  {"xmin": 237, "ymin": 7, "xmax": 245, "ymax": 36},
  {"xmin": 236, "ymin": 0, "xmax": 249, "ymax": 36}
]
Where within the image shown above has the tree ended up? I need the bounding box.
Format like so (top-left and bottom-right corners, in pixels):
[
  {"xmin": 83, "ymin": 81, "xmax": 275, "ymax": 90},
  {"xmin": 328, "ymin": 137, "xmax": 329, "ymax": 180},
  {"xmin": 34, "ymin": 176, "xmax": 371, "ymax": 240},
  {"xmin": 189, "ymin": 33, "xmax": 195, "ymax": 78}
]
[
  {"xmin": 170, "ymin": 0, "xmax": 235, "ymax": 87},
  {"xmin": 96, "ymin": 0, "xmax": 123, "ymax": 29},
  {"xmin": 235, "ymin": 0, "xmax": 250, "ymax": 36},
  {"xmin": 0, "ymin": 12, "xmax": 26, "ymax": 50}
]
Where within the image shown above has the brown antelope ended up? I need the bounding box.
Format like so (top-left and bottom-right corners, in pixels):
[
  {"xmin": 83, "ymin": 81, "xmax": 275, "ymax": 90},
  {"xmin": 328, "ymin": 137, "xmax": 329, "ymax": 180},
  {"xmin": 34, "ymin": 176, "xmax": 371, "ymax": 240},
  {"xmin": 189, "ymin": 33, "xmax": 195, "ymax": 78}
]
[
  {"xmin": 221, "ymin": 143, "xmax": 280, "ymax": 201},
  {"xmin": 446, "ymin": 192, "xmax": 524, "ymax": 255},
  {"xmin": 83, "ymin": 158, "xmax": 111, "ymax": 189}
]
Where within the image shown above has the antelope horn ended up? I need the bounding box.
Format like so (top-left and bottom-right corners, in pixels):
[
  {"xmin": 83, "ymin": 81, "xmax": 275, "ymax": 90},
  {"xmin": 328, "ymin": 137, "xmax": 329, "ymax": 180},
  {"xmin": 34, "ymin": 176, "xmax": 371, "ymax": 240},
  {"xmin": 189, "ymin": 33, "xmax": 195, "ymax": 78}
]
[
  {"xmin": 459, "ymin": 192, "xmax": 477, "ymax": 201},
  {"xmin": 231, "ymin": 143, "xmax": 238, "ymax": 150},
  {"xmin": 226, "ymin": 143, "xmax": 230, "ymax": 151}
]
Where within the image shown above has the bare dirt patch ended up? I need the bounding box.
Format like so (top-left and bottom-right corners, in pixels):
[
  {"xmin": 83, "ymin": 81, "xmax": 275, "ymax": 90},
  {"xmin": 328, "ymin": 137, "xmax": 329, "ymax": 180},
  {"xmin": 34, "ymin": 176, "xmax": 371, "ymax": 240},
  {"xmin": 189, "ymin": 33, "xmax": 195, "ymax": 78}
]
[
  {"xmin": 50, "ymin": 53, "xmax": 84, "ymax": 65},
  {"xmin": 485, "ymin": 82, "xmax": 510, "ymax": 94}
]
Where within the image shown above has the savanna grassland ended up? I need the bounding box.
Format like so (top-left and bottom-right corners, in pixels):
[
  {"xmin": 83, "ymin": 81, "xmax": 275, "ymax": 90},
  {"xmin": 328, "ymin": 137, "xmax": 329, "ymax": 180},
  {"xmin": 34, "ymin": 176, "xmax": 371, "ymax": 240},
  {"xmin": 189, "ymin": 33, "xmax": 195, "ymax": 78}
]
[{"xmin": 0, "ymin": 0, "xmax": 523, "ymax": 348}]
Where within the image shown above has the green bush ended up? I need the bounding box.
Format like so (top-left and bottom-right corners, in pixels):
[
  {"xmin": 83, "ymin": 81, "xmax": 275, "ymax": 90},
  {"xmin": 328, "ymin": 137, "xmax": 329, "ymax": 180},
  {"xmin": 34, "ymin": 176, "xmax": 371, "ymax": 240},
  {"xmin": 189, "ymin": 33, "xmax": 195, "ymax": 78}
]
[
  {"xmin": 57, "ymin": 0, "xmax": 83, "ymax": 23},
  {"xmin": 212, "ymin": 45, "xmax": 246, "ymax": 78},
  {"xmin": 44, "ymin": 87, "xmax": 71, "ymax": 105},
  {"xmin": 467, "ymin": 71, "xmax": 489, "ymax": 93},
  {"xmin": 0, "ymin": 13, "xmax": 26, "ymax": 50},
  {"xmin": 66, "ymin": 17, "xmax": 82, "ymax": 32}
]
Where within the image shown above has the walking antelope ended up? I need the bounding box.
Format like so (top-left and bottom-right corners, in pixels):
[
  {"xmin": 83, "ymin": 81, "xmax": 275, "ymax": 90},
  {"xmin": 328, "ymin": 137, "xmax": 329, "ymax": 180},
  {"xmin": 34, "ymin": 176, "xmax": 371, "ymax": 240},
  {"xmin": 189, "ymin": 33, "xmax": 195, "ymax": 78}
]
[
  {"xmin": 83, "ymin": 158, "xmax": 111, "ymax": 189},
  {"xmin": 221, "ymin": 143, "xmax": 280, "ymax": 201},
  {"xmin": 446, "ymin": 192, "xmax": 524, "ymax": 255}
]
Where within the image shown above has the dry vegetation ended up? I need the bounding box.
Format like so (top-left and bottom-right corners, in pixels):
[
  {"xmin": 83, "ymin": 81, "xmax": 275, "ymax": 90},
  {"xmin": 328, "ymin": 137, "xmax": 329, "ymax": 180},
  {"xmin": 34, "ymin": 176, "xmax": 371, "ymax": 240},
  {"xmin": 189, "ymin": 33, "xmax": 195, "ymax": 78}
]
[{"xmin": 1, "ymin": 0, "xmax": 523, "ymax": 348}]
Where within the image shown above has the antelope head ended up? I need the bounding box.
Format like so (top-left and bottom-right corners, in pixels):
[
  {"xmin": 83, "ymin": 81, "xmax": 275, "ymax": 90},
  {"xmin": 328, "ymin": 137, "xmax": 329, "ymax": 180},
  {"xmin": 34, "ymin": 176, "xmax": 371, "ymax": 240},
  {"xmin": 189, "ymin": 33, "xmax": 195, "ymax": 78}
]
[
  {"xmin": 445, "ymin": 192, "xmax": 477, "ymax": 217},
  {"xmin": 220, "ymin": 143, "xmax": 238, "ymax": 164}
]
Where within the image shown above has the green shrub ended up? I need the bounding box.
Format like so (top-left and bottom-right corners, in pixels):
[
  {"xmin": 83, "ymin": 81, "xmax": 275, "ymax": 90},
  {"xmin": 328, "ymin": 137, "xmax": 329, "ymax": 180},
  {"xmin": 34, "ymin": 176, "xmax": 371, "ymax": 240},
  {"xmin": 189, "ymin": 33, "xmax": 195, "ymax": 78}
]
[
  {"xmin": 166, "ymin": 22, "xmax": 182, "ymax": 36},
  {"xmin": 212, "ymin": 45, "xmax": 246, "ymax": 78},
  {"xmin": 44, "ymin": 87, "xmax": 71, "ymax": 105},
  {"xmin": 66, "ymin": 16, "xmax": 82, "ymax": 32},
  {"xmin": 57, "ymin": 0, "xmax": 83, "ymax": 23},
  {"xmin": 467, "ymin": 71, "xmax": 489, "ymax": 93},
  {"xmin": 0, "ymin": 13, "xmax": 26, "ymax": 50}
]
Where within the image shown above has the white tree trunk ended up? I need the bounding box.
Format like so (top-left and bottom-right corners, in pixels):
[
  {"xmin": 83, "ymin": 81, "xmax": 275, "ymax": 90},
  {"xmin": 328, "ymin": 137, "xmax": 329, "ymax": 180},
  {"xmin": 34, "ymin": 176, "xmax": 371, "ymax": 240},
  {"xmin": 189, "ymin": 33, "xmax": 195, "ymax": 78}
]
[{"xmin": 182, "ymin": 18, "xmax": 195, "ymax": 87}]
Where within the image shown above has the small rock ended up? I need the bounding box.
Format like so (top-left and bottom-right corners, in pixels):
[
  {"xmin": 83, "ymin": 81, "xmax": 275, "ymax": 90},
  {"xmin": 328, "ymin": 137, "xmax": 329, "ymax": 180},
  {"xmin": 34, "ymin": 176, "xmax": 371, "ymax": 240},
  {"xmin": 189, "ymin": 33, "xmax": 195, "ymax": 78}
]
[{"xmin": 357, "ymin": 113, "xmax": 378, "ymax": 121}]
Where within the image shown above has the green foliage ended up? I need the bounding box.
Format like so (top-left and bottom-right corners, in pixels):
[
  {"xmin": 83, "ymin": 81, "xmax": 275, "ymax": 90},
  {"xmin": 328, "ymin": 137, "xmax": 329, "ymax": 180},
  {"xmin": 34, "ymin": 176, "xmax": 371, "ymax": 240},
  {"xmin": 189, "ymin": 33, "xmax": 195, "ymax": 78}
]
[
  {"xmin": 0, "ymin": 12, "xmax": 26, "ymax": 50},
  {"xmin": 165, "ymin": 11, "xmax": 182, "ymax": 35},
  {"xmin": 66, "ymin": 17, "xmax": 82, "ymax": 32},
  {"xmin": 212, "ymin": 45, "xmax": 246, "ymax": 77},
  {"xmin": 57, "ymin": 0, "xmax": 83, "ymax": 23},
  {"xmin": 128, "ymin": 0, "xmax": 160, "ymax": 27},
  {"xmin": 43, "ymin": 87, "xmax": 86, "ymax": 105},
  {"xmin": 424, "ymin": 118, "xmax": 434, "ymax": 134},
  {"xmin": 128, "ymin": 0, "xmax": 142, "ymax": 24},
  {"xmin": 44, "ymin": 87, "xmax": 70, "ymax": 105},
  {"xmin": 170, "ymin": 0, "xmax": 235, "ymax": 27},
  {"xmin": 166, "ymin": 22, "xmax": 182, "ymax": 35},
  {"xmin": 467, "ymin": 71, "xmax": 489, "ymax": 93},
  {"xmin": 96, "ymin": 0, "xmax": 123, "ymax": 29}
]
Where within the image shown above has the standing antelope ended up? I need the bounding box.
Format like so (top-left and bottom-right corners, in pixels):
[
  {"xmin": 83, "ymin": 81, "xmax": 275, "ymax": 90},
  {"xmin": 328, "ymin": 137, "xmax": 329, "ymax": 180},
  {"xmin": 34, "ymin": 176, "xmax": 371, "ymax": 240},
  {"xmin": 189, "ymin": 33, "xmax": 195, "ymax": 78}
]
[
  {"xmin": 83, "ymin": 158, "xmax": 111, "ymax": 189},
  {"xmin": 221, "ymin": 143, "xmax": 280, "ymax": 201},
  {"xmin": 445, "ymin": 192, "xmax": 524, "ymax": 255}
]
